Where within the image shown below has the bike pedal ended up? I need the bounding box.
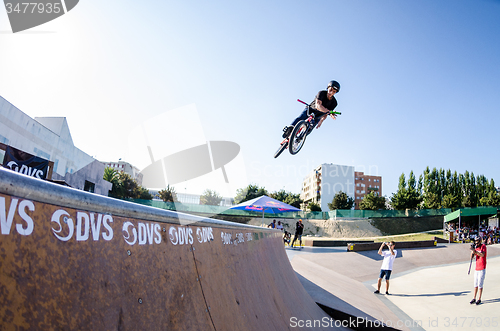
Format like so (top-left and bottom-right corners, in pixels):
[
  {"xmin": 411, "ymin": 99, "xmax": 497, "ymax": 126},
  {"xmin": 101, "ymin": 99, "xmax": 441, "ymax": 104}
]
[{"xmin": 282, "ymin": 126, "xmax": 293, "ymax": 138}]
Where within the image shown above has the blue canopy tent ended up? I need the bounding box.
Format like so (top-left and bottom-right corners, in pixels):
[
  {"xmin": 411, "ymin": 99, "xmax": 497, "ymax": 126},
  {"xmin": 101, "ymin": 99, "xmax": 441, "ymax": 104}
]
[{"xmin": 229, "ymin": 195, "xmax": 301, "ymax": 227}]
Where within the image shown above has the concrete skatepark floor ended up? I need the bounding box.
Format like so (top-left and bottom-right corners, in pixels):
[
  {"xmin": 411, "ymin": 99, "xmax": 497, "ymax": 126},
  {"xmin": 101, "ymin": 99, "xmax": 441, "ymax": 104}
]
[{"xmin": 287, "ymin": 243, "xmax": 500, "ymax": 331}]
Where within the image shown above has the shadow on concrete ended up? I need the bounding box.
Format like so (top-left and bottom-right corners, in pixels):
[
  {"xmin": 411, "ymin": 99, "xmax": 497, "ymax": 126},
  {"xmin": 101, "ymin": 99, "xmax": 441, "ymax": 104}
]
[
  {"xmin": 478, "ymin": 298, "xmax": 500, "ymax": 304},
  {"xmin": 354, "ymin": 244, "xmax": 452, "ymax": 262},
  {"xmin": 389, "ymin": 291, "xmax": 470, "ymax": 298},
  {"xmin": 354, "ymin": 250, "xmax": 404, "ymax": 261},
  {"xmin": 287, "ymin": 246, "xmax": 348, "ymax": 253}
]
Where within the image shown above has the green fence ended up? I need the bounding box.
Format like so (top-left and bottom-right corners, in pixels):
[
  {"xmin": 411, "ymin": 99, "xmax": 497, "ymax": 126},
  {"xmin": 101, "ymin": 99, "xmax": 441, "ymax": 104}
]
[{"xmin": 125, "ymin": 198, "xmax": 453, "ymax": 219}]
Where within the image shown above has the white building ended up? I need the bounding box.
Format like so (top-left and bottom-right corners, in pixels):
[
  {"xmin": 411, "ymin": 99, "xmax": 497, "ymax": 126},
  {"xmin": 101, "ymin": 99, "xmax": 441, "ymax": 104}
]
[
  {"xmin": 0, "ymin": 95, "xmax": 112, "ymax": 195},
  {"xmin": 301, "ymin": 163, "xmax": 355, "ymax": 211},
  {"xmin": 102, "ymin": 160, "xmax": 143, "ymax": 185},
  {"xmin": 149, "ymin": 190, "xmax": 234, "ymax": 206}
]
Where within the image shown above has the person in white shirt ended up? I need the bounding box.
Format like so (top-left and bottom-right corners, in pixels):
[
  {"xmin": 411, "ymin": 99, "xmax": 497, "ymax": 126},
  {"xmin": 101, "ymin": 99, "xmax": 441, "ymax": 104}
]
[{"xmin": 374, "ymin": 241, "xmax": 397, "ymax": 295}]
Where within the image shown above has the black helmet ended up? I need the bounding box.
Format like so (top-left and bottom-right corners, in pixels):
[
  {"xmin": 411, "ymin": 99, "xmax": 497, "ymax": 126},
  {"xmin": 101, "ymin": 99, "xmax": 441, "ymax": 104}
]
[{"xmin": 327, "ymin": 80, "xmax": 340, "ymax": 92}]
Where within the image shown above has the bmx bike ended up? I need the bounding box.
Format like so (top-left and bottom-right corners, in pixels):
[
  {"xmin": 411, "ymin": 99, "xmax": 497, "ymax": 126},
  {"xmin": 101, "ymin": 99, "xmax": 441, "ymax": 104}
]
[{"xmin": 274, "ymin": 99, "xmax": 341, "ymax": 158}]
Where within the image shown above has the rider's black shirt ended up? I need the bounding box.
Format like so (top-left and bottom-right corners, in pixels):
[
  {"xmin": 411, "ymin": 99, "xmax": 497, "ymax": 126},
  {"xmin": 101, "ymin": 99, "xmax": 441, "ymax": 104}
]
[
  {"xmin": 310, "ymin": 90, "xmax": 337, "ymax": 113},
  {"xmin": 295, "ymin": 222, "xmax": 304, "ymax": 235}
]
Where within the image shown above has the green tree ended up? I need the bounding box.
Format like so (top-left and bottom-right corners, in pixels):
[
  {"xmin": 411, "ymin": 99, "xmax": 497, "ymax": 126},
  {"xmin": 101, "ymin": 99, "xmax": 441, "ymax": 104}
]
[
  {"xmin": 423, "ymin": 192, "xmax": 440, "ymax": 209},
  {"xmin": 308, "ymin": 202, "xmax": 322, "ymax": 212},
  {"xmin": 103, "ymin": 167, "xmax": 119, "ymax": 184},
  {"xmin": 284, "ymin": 194, "xmax": 302, "ymax": 209},
  {"xmin": 135, "ymin": 186, "xmax": 153, "ymax": 200},
  {"xmin": 390, "ymin": 173, "xmax": 407, "ymax": 210},
  {"xmin": 269, "ymin": 189, "xmax": 288, "ymax": 202},
  {"xmin": 417, "ymin": 174, "xmax": 423, "ymax": 197},
  {"xmin": 103, "ymin": 167, "xmax": 120, "ymax": 197},
  {"xmin": 439, "ymin": 169, "xmax": 446, "ymax": 198},
  {"xmin": 200, "ymin": 189, "xmax": 223, "ymax": 206},
  {"xmin": 108, "ymin": 172, "xmax": 152, "ymax": 200},
  {"xmin": 451, "ymin": 171, "xmax": 462, "ymax": 207},
  {"xmin": 114, "ymin": 172, "xmax": 135, "ymax": 199},
  {"xmin": 328, "ymin": 191, "xmax": 354, "ymax": 210},
  {"xmin": 468, "ymin": 172, "xmax": 478, "ymax": 207},
  {"xmin": 269, "ymin": 189, "xmax": 302, "ymax": 208},
  {"xmin": 390, "ymin": 172, "xmax": 421, "ymax": 210},
  {"xmin": 479, "ymin": 191, "xmax": 500, "ymax": 207},
  {"xmin": 423, "ymin": 168, "xmax": 441, "ymax": 208},
  {"xmin": 159, "ymin": 185, "xmax": 178, "ymax": 202},
  {"xmin": 442, "ymin": 194, "xmax": 459, "ymax": 209},
  {"xmin": 234, "ymin": 184, "xmax": 268, "ymax": 204},
  {"xmin": 475, "ymin": 174, "xmax": 488, "ymax": 203},
  {"xmin": 359, "ymin": 191, "xmax": 386, "ymax": 210},
  {"xmin": 392, "ymin": 167, "xmax": 500, "ymax": 209},
  {"xmin": 487, "ymin": 179, "xmax": 498, "ymax": 199}
]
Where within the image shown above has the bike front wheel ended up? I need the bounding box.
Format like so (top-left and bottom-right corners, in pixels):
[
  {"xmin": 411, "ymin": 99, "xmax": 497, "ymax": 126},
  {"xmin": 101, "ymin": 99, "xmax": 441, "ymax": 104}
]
[
  {"xmin": 289, "ymin": 121, "xmax": 308, "ymax": 155},
  {"xmin": 274, "ymin": 141, "xmax": 288, "ymax": 158}
]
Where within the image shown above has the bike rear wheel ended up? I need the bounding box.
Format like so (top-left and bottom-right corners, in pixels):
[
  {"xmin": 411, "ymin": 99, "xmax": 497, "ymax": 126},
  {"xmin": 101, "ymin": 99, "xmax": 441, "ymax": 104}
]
[
  {"xmin": 289, "ymin": 121, "xmax": 308, "ymax": 155},
  {"xmin": 274, "ymin": 141, "xmax": 288, "ymax": 158}
]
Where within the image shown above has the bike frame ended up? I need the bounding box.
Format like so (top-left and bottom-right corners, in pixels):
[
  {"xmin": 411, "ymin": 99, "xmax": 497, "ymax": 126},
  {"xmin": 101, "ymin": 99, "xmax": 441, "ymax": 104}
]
[
  {"xmin": 278, "ymin": 110, "xmax": 315, "ymax": 145},
  {"xmin": 294, "ymin": 99, "xmax": 331, "ymax": 138}
]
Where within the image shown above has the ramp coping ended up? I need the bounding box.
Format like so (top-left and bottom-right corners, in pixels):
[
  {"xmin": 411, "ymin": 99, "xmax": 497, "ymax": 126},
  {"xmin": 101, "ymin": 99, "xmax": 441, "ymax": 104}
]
[{"xmin": 0, "ymin": 167, "xmax": 264, "ymax": 229}]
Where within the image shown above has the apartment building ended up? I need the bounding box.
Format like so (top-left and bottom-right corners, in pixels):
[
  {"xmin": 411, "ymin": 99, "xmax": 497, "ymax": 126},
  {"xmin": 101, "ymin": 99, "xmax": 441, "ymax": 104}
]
[
  {"xmin": 301, "ymin": 163, "xmax": 355, "ymax": 211},
  {"xmin": 354, "ymin": 171, "xmax": 382, "ymax": 209}
]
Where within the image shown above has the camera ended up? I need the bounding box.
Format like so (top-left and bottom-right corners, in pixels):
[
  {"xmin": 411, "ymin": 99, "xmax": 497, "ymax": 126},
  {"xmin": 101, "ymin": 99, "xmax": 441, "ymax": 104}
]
[{"xmin": 470, "ymin": 242, "xmax": 476, "ymax": 250}]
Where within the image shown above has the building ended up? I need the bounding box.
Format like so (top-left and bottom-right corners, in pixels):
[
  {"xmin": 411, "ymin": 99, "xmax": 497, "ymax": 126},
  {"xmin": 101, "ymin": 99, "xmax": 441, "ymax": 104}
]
[
  {"xmin": 176, "ymin": 192, "xmax": 233, "ymax": 206},
  {"xmin": 354, "ymin": 171, "xmax": 383, "ymax": 209},
  {"xmin": 0, "ymin": 95, "xmax": 112, "ymax": 195},
  {"xmin": 301, "ymin": 163, "xmax": 355, "ymax": 211},
  {"xmin": 102, "ymin": 160, "xmax": 143, "ymax": 185},
  {"xmin": 148, "ymin": 190, "xmax": 234, "ymax": 206}
]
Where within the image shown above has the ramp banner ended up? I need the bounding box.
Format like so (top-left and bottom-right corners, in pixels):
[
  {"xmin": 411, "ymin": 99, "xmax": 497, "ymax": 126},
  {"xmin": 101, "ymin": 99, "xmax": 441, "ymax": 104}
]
[{"xmin": 2, "ymin": 146, "xmax": 49, "ymax": 179}]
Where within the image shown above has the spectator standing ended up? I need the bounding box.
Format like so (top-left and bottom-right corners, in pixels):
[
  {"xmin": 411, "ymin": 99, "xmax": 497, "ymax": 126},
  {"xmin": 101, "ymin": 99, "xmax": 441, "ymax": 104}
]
[
  {"xmin": 374, "ymin": 241, "xmax": 397, "ymax": 295},
  {"xmin": 290, "ymin": 219, "xmax": 304, "ymax": 247},
  {"xmin": 276, "ymin": 221, "xmax": 284, "ymax": 231},
  {"xmin": 268, "ymin": 220, "xmax": 276, "ymax": 229},
  {"xmin": 470, "ymin": 236, "xmax": 487, "ymax": 305}
]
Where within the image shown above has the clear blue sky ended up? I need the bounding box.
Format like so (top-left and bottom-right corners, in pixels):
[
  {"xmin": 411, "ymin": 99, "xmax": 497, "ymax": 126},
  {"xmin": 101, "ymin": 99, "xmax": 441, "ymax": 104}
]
[{"xmin": 1, "ymin": 0, "xmax": 500, "ymax": 199}]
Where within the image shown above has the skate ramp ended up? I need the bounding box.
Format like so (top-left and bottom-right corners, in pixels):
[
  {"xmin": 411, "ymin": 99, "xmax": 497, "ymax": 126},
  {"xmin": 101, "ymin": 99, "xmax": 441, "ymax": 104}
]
[
  {"xmin": 0, "ymin": 168, "xmax": 337, "ymax": 330},
  {"xmin": 287, "ymin": 242, "xmax": 500, "ymax": 331}
]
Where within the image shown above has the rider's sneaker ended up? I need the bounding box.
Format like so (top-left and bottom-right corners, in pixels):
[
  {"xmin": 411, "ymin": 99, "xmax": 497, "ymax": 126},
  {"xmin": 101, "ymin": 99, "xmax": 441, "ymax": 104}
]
[{"xmin": 282, "ymin": 125, "xmax": 293, "ymax": 138}]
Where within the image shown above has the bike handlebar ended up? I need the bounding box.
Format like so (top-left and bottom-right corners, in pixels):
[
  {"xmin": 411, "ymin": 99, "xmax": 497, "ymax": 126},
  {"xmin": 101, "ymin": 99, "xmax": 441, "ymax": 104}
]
[{"xmin": 297, "ymin": 99, "xmax": 341, "ymax": 115}]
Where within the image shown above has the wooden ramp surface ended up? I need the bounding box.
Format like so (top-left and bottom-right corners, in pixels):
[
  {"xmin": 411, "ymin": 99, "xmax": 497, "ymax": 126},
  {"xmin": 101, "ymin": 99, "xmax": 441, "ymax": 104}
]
[{"xmin": 0, "ymin": 168, "xmax": 338, "ymax": 330}]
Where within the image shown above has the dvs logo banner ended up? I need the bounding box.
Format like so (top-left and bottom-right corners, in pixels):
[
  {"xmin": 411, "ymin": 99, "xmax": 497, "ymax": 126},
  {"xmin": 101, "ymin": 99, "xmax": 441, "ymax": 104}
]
[{"xmin": 3, "ymin": 0, "xmax": 79, "ymax": 33}]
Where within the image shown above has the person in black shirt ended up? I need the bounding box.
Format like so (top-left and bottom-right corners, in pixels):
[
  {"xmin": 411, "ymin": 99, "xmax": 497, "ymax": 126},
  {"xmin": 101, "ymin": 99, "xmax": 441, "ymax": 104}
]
[
  {"xmin": 290, "ymin": 219, "xmax": 304, "ymax": 247},
  {"xmin": 282, "ymin": 80, "xmax": 340, "ymax": 138}
]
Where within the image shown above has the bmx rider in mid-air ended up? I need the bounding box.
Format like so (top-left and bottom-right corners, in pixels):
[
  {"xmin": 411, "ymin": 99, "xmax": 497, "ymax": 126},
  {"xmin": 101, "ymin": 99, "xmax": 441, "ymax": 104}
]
[{"xmin": 282, "ymin": 80, "xmax": 340, "ymax": 138}]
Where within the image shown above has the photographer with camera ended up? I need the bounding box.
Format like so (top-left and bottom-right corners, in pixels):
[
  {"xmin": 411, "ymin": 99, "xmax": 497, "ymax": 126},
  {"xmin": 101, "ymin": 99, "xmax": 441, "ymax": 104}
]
[
  {"xmin": 374, "ymin": 241, "xmax": 397, "ymax": 295},
  {"xmin": 469, "ymin": 236, "xmax": 487, "ymax": 305}
]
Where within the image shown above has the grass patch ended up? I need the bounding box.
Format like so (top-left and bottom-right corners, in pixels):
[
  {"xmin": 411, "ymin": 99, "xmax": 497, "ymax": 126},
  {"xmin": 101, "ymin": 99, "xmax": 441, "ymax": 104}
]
[{"xmin": 372, "ymin": 230, "xmax": 444, "ymax": 243}]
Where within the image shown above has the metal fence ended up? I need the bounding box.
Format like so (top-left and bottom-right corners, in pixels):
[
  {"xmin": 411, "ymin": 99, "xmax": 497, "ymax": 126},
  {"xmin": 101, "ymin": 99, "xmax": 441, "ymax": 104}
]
[{"xmin": 127, "ymin": 198, "xmax": 453, "ymax": 219}]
